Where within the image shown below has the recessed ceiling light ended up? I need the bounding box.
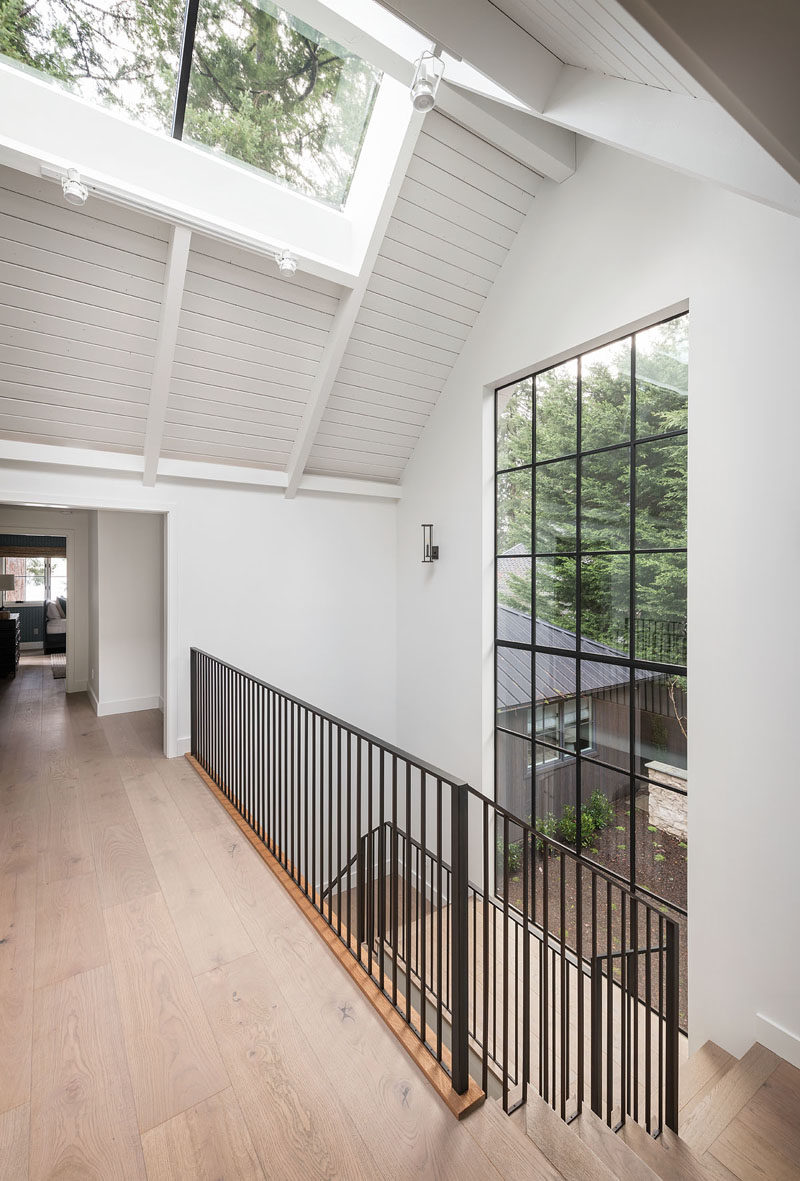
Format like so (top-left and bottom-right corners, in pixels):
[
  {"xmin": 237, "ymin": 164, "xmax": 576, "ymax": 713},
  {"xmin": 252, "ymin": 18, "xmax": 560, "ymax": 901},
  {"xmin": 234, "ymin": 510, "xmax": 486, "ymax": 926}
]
[
  {"xmin": 276, "ymin": 250, "xmax": 297, "ymax": 277},
  {"xmin": 411, "ymin": 50, "xmax": 444, "ymax": 112},
  {"xmin": 62, "ymin": 168, "xmax": 88, "ymax": 207}
]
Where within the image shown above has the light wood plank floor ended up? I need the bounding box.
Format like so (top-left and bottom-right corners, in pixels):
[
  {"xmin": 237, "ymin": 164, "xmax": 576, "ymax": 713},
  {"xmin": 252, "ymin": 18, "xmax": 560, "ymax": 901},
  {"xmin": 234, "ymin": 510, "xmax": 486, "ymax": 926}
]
[{"xmin": 0, "ymin": 655, "xmax": 561, "ymax": 1180}]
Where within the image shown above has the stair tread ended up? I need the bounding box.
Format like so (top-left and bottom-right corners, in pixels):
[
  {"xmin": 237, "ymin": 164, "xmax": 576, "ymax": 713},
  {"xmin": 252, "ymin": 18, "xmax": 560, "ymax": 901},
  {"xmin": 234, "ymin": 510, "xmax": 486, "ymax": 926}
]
[
  {"xmin": 466, "ymin": 1096, "xmax": 564, "ymax": 1180},
  {"xmin": 525, "ymin": 1091, "xmax": 616, "ymax": 1181},
  {"xmin": 709, "ymin": 1117, "xmax": 800, "ymax": 1180},
  {"xmin": 680, "ymin": 1042, "xmax": 780, "ymax": 1157},
  {"xmin": 574, "ymin": 1107, "xmax": 660, "ymax": 1181},
  {"xmin": 621, "ymin": 1120, "xmax": 735, "ymax": 1181},
  {"xmin": 680, "ymin": 1040, "xmax": 737, "ymax": 1113}
]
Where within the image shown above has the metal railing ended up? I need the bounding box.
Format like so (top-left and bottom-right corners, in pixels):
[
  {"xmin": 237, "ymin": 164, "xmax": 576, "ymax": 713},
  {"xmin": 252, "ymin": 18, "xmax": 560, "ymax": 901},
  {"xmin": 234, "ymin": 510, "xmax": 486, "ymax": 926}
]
[{"xmin": 190, "ymin": 648, "xmax": 680, "ymax": 1133}]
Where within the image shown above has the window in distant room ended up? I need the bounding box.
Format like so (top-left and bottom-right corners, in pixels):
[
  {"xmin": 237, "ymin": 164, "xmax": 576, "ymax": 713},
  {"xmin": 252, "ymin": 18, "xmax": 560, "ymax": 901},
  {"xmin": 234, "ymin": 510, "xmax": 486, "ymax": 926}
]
[{"xmin": 494, "ymin": 310, "xmax": 688, "ymax": 1022}]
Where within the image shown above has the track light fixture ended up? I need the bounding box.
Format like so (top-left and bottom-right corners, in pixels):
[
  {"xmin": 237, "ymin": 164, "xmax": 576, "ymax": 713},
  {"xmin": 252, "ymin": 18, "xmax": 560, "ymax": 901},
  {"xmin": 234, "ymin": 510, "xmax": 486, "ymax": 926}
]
[
  {"xmin": 276, "ymin": 249, "xmax": 297, "ymax": 277},
  {"xmin": 61, "ymin": 168, "xmax": 88, "ymax": 207},
  {"xmin": 410, "ymin": 49, "xmax": 444, "ymax": 113}
]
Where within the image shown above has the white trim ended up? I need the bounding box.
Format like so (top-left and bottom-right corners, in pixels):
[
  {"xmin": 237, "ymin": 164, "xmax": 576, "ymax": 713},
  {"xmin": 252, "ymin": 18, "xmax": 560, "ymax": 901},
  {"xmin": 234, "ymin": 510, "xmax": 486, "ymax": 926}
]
[
  {"xmin": 93, "ymin": 694, "xmax": 162, "ymax": 717},
  {"xmin": 176, "ymin": 736, "xmax": 191, "ymax": 757},
  {"xmin": 284, "ymin": 107, "xmax": 427, "ymax": 498},
  {"xmin": 87, "ymin": 684, "xmax": 100, "ymax": 716},
  {"xmin": 755, "ymin": 1012, "xmax": 800, "ymax": 1070},
  {"xmin": 0, "ymin": 442, "xmax": 403, "ymax": 501}
]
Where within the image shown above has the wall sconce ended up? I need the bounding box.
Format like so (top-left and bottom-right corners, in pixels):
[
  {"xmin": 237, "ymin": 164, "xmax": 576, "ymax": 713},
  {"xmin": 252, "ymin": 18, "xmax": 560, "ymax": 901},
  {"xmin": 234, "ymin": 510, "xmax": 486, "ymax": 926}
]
[{"xmin": 422, "ymin": 524, "xmax": 439, "ymax": 563}]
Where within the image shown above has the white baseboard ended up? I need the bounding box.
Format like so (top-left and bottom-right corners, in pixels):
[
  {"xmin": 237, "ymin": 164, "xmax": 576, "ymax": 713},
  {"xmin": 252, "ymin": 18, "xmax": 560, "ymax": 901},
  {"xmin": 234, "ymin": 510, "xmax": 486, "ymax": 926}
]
[
  {"xmin": 755, "ymin": 1012, "xmax": 800, "ymax": 1069},
  {"xmin": 158, "ymin": 696, "xmax": 165, "ymax": 713},
  {"xmin": 94, "ymin": 694, "xmax": 162, "ymax": 718},
  {"xmin": 87, "ymin": 685, "xmax": 100, "ymax": 715},
  {"xmin": 176, "ymin": 736, "xmax": 191, "ymax": 756},
  {"xmin": 66, "ymin": 679, "xmax": 87, "ymax": 694}
]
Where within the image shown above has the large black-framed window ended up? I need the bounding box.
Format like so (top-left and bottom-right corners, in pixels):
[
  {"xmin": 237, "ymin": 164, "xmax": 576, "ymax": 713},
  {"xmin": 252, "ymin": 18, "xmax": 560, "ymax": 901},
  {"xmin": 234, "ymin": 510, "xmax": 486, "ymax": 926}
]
[{"xmin": 494, "ymin": 311, "xmax": 688, "ymax": 919}]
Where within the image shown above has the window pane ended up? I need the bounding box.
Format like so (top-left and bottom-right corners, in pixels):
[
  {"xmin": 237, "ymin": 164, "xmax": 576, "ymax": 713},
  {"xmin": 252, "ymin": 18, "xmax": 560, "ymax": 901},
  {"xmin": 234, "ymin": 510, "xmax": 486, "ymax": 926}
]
[
  {"xmin": 635, "ymin": 675, "xmax": 687, "ymax": 771},
  {"xmin": 580, "ymin": 661, "xmax": 631, "ymax": 769},
  {"xmin": 0, "ymin": 0, "xmax": 181, "ymax": 133},
  {"xmin": 186, "ymin": 0, "xmax": 380, "ymax": 207},
  {"xmin": 497, "ymin": 646, "xmax": 531, "ymax": 736},
  {"xmin": 536, "ymin": 652, "xmax": 575, "ymax": 710},
  {"xmin": 536, "ymin": 555, "xmax": 576, "ymax": 640},
  {"xmin": 50, "ymin": 557, "xmax": 68, "ymax": 600},
  {"xmin": 582, "ymin": 765, "xmax": 630, "ymax": 878},
  {"xmin": 497, "ymin": 468, "xmax": 531, "ymax": 554},
  {"xmin": 496, "ymin": 729, "xmax": 532, "ymax": 822},
  {"xmin": 497, "ymin": 379, "xmax": 532, "ymax": 470},
  {"xmin": 25, "ymin": 557, "xmax": 46, "ymax": 600},
  {"xmin": 636, "ymin": 316, "xmax": 688, "ymax": 437},
  {"xmin": 535, "ymin": 459, "xmax": 576, "ymax": 553},
  {"xmin": 535, "ymin": 359, "xmax": 577, "ymax": 461},
  {"xmin": 580, "ymin": 554, "xmax": 629, "ymax": 653},
  {"xmin": 637, "ymin": 776, "xmax": 687, "ymax": 911},
  {"xmin": 4, "ymin": 555, "xmax": 25, "ymax": 602},
  {"xmin": 581, "ymin": 448, "xmax": 630, "ymax": 550},
  {"xmin": 636, "ymin": 436, "xmax": 687, "ymax": 549},
  {"xmin": 581, "ymin": 336, "xmax": 631, "ymax": 451},
  {"xmin": 635, "ymin": 552, "xmax": 687, "ymax": 664},
  {"xmin": 497, "ymin": 556, "xmax": 531, "ymax": 620},
  {"xmin": 563, "ymin": 696, "xmax": 592, "ymax": 754}
]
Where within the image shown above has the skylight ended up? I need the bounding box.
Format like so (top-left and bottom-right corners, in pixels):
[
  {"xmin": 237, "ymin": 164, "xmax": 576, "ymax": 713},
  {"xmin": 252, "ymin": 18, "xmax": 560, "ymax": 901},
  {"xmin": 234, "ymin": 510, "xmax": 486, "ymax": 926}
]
[{"xmin": 0, "ymin": 0, "xmax": 381, "ymax": 208}]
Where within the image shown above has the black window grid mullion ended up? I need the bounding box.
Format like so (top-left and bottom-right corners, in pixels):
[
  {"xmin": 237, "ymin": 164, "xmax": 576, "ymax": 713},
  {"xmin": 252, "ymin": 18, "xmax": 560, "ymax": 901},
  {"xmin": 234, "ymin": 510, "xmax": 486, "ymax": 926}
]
[
  {"xmin": 171, "ymin": 0, "xmax": 201, "ymax": 139},
  {"xmin": 495, "ymin": 311, "xmax": 687, "ymax": 915},
  {"xmin": 629, "ymin": 333, "xmax": 637, "ymax": 894},
  {"xmin": 575, "ymin": 355, "xmax": 583, "ymax": 851}
]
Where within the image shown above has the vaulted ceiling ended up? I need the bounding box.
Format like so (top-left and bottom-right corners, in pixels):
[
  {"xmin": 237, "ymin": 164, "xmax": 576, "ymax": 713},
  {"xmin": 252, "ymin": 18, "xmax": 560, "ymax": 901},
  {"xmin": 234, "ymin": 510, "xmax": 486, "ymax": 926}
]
[
  {"xmin": 0, "ymin": 110, "xmax": 539, "ymax": 492},
  {"xmin": 1, "ymin": 0, "xmax": 797, "ymax": 499}
]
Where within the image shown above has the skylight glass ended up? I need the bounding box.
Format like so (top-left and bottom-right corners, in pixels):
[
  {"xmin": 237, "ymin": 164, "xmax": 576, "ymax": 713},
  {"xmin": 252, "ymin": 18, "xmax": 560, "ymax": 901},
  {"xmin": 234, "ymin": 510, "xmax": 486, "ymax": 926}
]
[
  {"xmin": 185, "ymin": 0, "xmax": 380, "ymax": 207},
  {"xmin": 0, "ymin": 0, "xmax": 381, "ymax": 207},
  {"xmin": 0, "ymin": 0, "xmax": 182, "ymax": 134}
]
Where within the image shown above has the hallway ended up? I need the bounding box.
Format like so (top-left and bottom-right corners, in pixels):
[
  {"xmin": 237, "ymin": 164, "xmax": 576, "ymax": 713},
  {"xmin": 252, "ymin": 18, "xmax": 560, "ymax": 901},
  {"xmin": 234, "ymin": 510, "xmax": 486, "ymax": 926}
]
[{"xmin": 0, "ymin": 656, "xmax": 559, "ymax": 1179}]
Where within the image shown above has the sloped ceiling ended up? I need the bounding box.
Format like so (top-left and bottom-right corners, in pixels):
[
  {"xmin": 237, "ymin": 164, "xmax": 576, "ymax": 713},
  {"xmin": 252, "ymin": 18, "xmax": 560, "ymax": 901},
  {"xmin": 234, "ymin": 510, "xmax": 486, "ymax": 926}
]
[{"xmin": 0, "ymin": 111, "xmax": 538, "ymax": 489}]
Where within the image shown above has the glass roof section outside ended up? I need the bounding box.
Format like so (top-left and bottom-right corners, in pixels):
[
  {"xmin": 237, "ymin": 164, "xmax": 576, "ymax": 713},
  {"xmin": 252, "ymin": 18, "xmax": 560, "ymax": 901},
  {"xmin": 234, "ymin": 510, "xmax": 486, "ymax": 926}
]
[{"xmin": 0, "ymin": 0, "xmax": 381, "ymax": 208}]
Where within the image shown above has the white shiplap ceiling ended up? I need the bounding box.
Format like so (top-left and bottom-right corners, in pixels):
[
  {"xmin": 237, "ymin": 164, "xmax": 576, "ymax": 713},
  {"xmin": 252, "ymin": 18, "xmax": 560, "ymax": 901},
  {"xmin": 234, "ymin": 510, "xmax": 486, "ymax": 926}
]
[
  {"xmin": 0, "ymin": 109, "xmax": 538, "ymax": 490},
  {"xmin": 306, "ymin": 113, "xmax": 539, "ymax": 482},
  {"xmin": 492, "ymin": 0, "xmax": 709, "ymax": 97},
  {"xmin": 0, "ymin": 167, "xmax": 168, "ymax": 456}
]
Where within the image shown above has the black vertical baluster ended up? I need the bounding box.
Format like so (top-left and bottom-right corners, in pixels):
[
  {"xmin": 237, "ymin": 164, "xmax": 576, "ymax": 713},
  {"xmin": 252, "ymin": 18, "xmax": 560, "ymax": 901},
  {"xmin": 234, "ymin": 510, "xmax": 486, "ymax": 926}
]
[
  {"xmin": 522, "ymin": 827, "xmax": 530, "ymax": 1102},
  {"xmin": 336, "ymin": 725, "xmax": 342, "ymax": 938},
  {"xmin": 303, "ymin": 707, "xmax": 309, "ymax": 896},
  {"xmin": 560, "ymin": 851, "xmax": 567, "ymax": 1120},
  {"xmin": 420, "ymin": 774, "xmax": 427, "ymax": 1048},
  {"xmin": 366, "ymin": 743, "xmax": 373, "ymax": 977},
  {"xmin": 542, "ymin": 832, "xmax": 549, "ymax": 1103},
  {"xmin": 450, "ymin": 782, "xmax": 469, "ymax": 1096},
  {"xmin": 590, "ymin": 871, "xmax": 601, "ymax": 1119},
  {"xmin": 658, "ymin": 913, "xmax": 664, "ymax": 1133},
  {"xmin": 665, "ymin": 919, "xmax": 679, "ymax": 1133},
  {"xmin": 551, "ymin": 944, "xmax": 556, "ymax": 1108},
  {"xmin": 391, "ymin": 755, "xmax": 398, "ymax": 1007},
  {"xmin": 502, "ymin": 815, "xmax": 510, "ymax": 1111},
  {"xmin": 436, "ymin": 778, "xmax": 443, "ymax": 1062},
  {"xmin": 645, "ymin": 906, "xmax": 652, "ymax": 1133},
  {"xmin": 327, "ymin": 721, "xmax": 333, "ymax": 926},
  {"xmin": 576, "ymin": 859, "xmax": 584, "ymax": 1116},
  {"xmin": 404, "ymin": 764, "xmax": 412, "ymax": 1024},
  {"xmin": 311, "ymin": 711, "xmax": 317, "ymax": 908},
  {"xmin": 482, "ymin": 801, "xmax": 490, "ymax": 1094},
  {"xmin": 631, "ymin": 894, "xmax": 638, "ymax": 1123},
  {"xmin": 606, "ymin": 880, "xmax": 613, "ymax": 1126},
  {"xmin": 346, "ymin": 731, "xmax": 352, "ymax": 947},
  {"xmin": 622, "ymin": 890, "xmax": 629, "ymax": 1121}
]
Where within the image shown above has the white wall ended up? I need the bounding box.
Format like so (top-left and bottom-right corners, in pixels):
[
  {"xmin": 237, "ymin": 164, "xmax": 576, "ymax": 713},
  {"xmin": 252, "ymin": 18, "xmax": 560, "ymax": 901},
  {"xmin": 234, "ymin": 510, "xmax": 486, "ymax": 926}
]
[
  {"xmin": 0, "ymin": 503, "xmax": 89, "ymax": 692},
  {"xmin": 90, "ymin": 510, "xmax": 163, "ymax": 715},
  {"xmin": 396, "ymin": 141, "xmax": 800, "ymax": 1067},
  {"xmin": 0, "ymin": 469, "xmax": 398, "ymax": 751}
]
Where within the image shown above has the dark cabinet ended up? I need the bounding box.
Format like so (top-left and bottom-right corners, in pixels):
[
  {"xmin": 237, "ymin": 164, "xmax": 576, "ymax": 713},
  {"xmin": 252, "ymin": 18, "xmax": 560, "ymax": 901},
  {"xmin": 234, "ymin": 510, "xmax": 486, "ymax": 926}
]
[{"xmin": 0, "ymin": 614, "xmax": 20, "ymax": 678}]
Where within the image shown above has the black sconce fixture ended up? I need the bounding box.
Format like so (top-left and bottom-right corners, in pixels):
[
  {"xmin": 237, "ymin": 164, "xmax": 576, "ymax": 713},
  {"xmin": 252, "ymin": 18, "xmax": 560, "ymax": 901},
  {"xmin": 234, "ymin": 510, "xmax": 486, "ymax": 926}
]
[{"xmin": 422, "ymin": 524, "xmax": 439, "ymax": 562}]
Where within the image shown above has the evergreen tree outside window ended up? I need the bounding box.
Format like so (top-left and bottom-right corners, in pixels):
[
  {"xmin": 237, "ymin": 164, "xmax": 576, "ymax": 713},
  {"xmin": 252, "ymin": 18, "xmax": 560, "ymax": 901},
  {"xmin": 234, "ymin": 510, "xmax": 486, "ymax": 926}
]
[
  {"xmin": 495, "ymin": 311, "xmax": 688, "ymax": 924},
  {"xmin": 0, "ymin": 0, "xmax": 381, "ymax": 207}
]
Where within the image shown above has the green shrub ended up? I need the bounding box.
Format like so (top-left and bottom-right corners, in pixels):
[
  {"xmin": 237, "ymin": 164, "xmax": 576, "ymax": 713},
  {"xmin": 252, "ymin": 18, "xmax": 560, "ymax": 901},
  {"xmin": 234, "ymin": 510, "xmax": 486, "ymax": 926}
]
[
  {"xmin": 557, "ymin": 804, "xmax": 597, "ymax": 849},
  {"xmin": 585, "ymin": 789, "xmax": 613, "ymax": 830},
  {"xmin": 497, "ymin": 836, "xmax": 523, "ymax": 875},
  {"xmin": 535, "ymin": 813, "xmax": 558, "ymax": 854}
]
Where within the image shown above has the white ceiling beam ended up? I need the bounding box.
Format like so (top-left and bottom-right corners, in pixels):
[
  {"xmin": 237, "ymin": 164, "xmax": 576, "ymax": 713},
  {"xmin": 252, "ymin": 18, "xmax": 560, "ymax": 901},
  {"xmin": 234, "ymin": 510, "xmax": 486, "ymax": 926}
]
[
  {"xmin": 0, "ymin": 440, "xmax": 402, "ymax": 500},
  {"xmin": 142, "ymin": 225, "xmax": 191, "ymax": 487},
  {"xmin": 615, "ymin": 0, "xmax": 800, "ymax": 188},
  {"xmin": 543, "ymin": 67, "xmax": 800, "ymax": 217},
  {"xmin": 283, "ymin": 109, "xmax": 427, "ymax": 500},
  {"xmin": 376, "ymin": 0, "xmax": 800, "ymax": 216},
  {"xmin": 438, "ymin": 83, "xmax": 575, "ymax": 182},
  {"xmin": 374, "ymin": 0, "xmax": 562, "ymax": 112}
]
